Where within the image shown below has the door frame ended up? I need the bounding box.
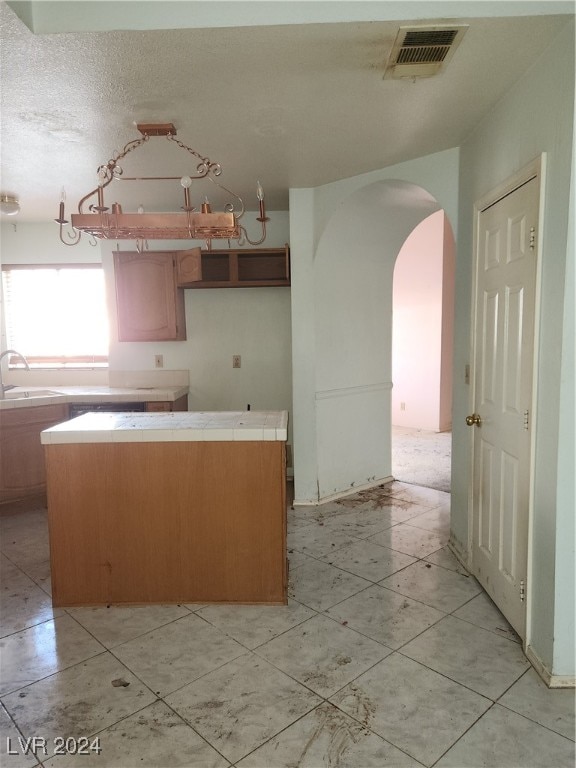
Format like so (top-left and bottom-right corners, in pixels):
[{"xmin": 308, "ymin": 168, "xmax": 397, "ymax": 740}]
[{"xmin": 467, "ymin": 154, "xmax": 546, "ymax": 650}]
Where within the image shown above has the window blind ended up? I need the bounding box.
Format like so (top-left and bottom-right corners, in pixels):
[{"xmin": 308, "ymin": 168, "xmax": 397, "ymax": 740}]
[{"xmin": 1, "ymin": 265, "xmax": 109, "ymax": 368}]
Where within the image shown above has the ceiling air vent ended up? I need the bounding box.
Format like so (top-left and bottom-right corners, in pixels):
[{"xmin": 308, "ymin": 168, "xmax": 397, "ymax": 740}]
[{"xmin": 384, "ymin": 25, "xmax": 468, "ymax": 79}]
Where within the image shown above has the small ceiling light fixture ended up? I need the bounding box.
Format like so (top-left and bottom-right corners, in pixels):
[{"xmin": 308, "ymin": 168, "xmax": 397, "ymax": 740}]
[
  {"xmin": 0, "ymin": 195, "xmax": 20, "ymax": 216},
  {"xmin": 56, "ymin": 123, "xmax": 269, "ymax": 248}
]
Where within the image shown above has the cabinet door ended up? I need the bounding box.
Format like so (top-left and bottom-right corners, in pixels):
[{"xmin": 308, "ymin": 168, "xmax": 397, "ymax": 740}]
[
  {"xmin": 0, "ymin": 404, "xmax": 68, "ymax": 503},
  {"xmin": 114, "ymin": 252, "xmax": 186, "ymax": 341},
  {"xmin": 175, "ymin": 248, "xmax": 202, "ymax": 285}
]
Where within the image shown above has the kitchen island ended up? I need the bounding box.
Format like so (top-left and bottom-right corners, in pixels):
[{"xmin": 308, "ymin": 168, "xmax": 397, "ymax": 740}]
[{"xmin": 41, "ymin": 411, "xmax": 288, "ymax": 607}]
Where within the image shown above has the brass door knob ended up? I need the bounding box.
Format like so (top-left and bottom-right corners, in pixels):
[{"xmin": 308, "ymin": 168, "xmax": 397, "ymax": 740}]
[{"xmin": 466, "ymin": 413, "xmax": 482, "ymax": 427}]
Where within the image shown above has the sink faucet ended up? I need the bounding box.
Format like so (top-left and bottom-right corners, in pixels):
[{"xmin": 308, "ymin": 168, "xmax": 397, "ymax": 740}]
[{"xmin": 0, "ymin": 349, "xmax": 30, "ymax": 400}]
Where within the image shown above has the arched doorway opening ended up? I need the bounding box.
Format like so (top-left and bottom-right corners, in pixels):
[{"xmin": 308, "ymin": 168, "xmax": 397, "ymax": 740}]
[
  {"xmin": 292, "ymin": 178, "xmax": 457, "ymax": 505},
  {"xmin": 391, "ymin": 210, "xmax": 455, "ymax": 493}
]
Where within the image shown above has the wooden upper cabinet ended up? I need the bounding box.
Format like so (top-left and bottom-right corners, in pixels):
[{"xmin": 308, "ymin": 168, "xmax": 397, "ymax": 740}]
[
  {"xmin": 114, "ymin": 251, "xmax": 186, "ymax": 341},
  {"xmin": 176, "ymin": 244, "xmax": 290, "ymax": 288}
]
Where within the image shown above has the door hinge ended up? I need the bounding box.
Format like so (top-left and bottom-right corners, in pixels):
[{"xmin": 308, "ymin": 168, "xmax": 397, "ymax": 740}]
[
  {"xmin": 523, "ymin": 409, "xmax": 529, "ymax": 430},
  {"xmin": 529, "ymin": 227, "xmax": 536, "ymax": 251},
  {"xmin": 520, "ymin": 579, "xmax": 526, "ymax": 602}
]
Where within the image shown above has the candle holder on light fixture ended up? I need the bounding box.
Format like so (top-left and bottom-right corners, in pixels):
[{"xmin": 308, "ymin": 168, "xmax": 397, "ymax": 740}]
[
  {"xmin": 0, "ymin": 195, "xmax": 20, "ymax": 216},
  {"xmin": 56, "ymin": 123, "xmax": 269, "ymax": 248}
]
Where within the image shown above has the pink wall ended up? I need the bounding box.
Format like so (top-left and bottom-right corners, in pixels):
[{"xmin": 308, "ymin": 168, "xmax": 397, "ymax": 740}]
[{"xmin": 392, "ymin": 210, "xmax": 454, "ymax": 431}]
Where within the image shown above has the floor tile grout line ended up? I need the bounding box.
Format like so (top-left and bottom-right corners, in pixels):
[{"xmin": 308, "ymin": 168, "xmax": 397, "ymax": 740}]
[
  {"xmin": 62, "ymin": 602, "xmax": 194, "ymax": 648},
  {"xmin": 394, "ymin": 647, "xmax": 525, "ymax": 703},
  {"xmin": 0, "ymin": 647, "xmax": 110, "ymax": 706},
  {"xmin": 320, "ymin": 601, "xmax": 447, "ymax": 655},
  {"xmin": 192, "ymin": 600, "xmax": 323, "ymax": 654},
  {"xmin": 156, "ymin": 696, "xmax": 235, "ymax": 765},
  {"xmin": 5, "ymin": 487, "xmax": 571, "ymax": 767},
  {"xmin": 495, "ymin": 690, "xmax": 576, "ymax": 743},
  {"xmin": 446, "ymin": 601, "xmax": 522, "ymax": 646},
  {"xmin": 428, "ymin": 701, "xmax": 498, "ymax": 767}
]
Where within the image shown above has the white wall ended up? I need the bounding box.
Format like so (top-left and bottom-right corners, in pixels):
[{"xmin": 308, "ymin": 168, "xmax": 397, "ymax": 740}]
[
  {"xmin": 454, "ymin": 20, "xmax": 574, "ymax": 678},
  {"xmin": 392, "ymin": 210, "xmax": 453, "ymax": 431},
  {"xmin": 290, "ymin": 148, "xmax": 460, "ymax": 504}
]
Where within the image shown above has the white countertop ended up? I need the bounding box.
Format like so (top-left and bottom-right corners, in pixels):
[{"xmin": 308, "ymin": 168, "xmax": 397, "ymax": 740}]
[
  {"xmin": 0, "ymin": 385, "xmax": 188, "ymax": 411},
  {"xmin": 40, "ymin": 410, "xmax": 289, "ymax": 444}
]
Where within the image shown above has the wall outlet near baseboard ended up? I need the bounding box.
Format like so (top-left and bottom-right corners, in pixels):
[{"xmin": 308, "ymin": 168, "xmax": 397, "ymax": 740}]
[{"xmin": 233, "ymin": 355, "xmax": 241, "ymax": 369}]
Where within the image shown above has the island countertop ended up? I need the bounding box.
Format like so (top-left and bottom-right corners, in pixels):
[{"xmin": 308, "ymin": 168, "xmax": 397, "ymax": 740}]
[{"xmin": 40, "ymin": 410, "xmax": 289, "ymax": 444}]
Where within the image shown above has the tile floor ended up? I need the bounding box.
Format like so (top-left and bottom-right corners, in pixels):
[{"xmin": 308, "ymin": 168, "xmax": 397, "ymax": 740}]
[{"xmin": 1, "ymin": 481, "xmax": 574, "ymax": 768}]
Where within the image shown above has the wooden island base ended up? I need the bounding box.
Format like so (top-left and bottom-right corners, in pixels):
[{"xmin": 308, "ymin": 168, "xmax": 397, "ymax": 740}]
[{"xmin": 44, "ymin": 440, "xmax": 287, "ymax": 607}]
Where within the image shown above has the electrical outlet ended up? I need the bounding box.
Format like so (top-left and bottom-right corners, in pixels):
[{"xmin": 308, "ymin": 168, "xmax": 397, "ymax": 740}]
[
  {"xmin": 232, "ymin": 355, "xmax": 241, "ymax": 369},
  {"xmin": 400, "ymin": 402, "xmax": 406, "ymax": 411},
  {"xmin": 154, "ymin": 354, "xmax": 164, "ymax": 369}
]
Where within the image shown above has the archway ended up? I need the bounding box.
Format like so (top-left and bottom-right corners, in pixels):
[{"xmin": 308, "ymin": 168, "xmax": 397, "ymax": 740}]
[
  {"xmin": 391, "ymin": 210, "xmax": 455, "ymax": 492},
  {"xmin": 297, "ymin": 179, "xmax": 454, "ymax": 504}
]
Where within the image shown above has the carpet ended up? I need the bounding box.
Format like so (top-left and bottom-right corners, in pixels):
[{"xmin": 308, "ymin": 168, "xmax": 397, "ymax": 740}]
[{"xmin": 392, "ymin": 426, "xmax": 452, "ymax": 493}]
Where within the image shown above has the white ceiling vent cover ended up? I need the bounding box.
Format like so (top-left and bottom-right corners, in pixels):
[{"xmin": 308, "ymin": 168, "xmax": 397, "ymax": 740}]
[{"xmin": 384, "ymin": 25, "xmax": 468, "ymax": 79}]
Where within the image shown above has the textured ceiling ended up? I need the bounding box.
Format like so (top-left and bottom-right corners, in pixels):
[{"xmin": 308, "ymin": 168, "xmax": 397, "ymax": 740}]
[{"xmin": 0, "ymin": 2, "xmax": 572, "ymax": 221}]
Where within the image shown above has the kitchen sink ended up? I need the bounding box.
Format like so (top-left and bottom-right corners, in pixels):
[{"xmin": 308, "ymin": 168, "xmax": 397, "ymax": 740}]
[{"xmin": 3, "ymin": 389, "xmax": 61, "ymax": 400}]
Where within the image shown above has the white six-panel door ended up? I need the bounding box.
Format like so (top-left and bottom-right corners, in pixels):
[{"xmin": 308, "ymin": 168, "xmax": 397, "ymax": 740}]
[{"xmin": 471, "ymin": 172, "xmax": 539, "ymax": 638}]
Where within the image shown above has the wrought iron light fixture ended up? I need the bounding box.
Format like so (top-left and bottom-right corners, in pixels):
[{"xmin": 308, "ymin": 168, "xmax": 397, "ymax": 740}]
[{"xmin": 56, "ymin": 123, "xmax": 269, "ymax": 248}]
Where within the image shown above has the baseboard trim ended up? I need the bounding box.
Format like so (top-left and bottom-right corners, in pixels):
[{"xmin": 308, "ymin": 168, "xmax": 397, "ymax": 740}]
[
  {"xmin": 293, "ymin": 475, "xmax": 394, "ymax": 507},
  {"xmin": 447, "ymin": 535, "xmax": 472, "ymax": 572},
  {"xmin": 525, "ymin": 645, "xmax": 576, "ymax": 688}
]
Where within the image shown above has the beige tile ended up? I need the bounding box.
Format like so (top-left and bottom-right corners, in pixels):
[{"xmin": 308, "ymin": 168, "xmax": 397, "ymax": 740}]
[
  {"xmin": 196, "ymin": 599, "xmax": 316, "ymax": 649},
  {"xmin": 453, "ymin": 592, "xmax": 521, "ymax": 643},
  {"xmin": 288, "ymin": 557, "xmax": 371, "ymax": 611},
  {"xmin": 401, "ymin": 615, "xmax": 531, "ymax": 699},
  {"xmin": 288, "ymin": 525, "xmax": 360, "ymax": 558},
  {"xmin": 42, "ymin": 700, "xmax": 229, "ymax": 768},
  {"xmin": 0, "ymin": 509, "xmax": 48, "ymax": 537},
  {"xmin": 256, "ymin": 614, "xmax": 390, "ymax": 698},
  {"xmin": 326, "ymin": 584, "xmax": 445, "ymax": 649},
  {"xmin": 424, "ymin": 546, "xmax": 470, "ymax": 576},
  {"xmin": 112, "ymin": 613, "xmax": 245, "ymax": 696},
  {"xmin": 498, "ymin": 668, "xmax": 576, "ymax": 740},
  {"xmin": 0, "ymin": 557, "xmax": 62, "ymax": 637},
  {"xmin": 380, "ymin": 560, "xmax": 481, "ymax": 613},
  {"xmin": 0, "ymin": 615, "xmax": 105, "ymax": 695},
  {"xmin": 17, "ymin": 558, "xmax": 53, "ymax": 596},
  {"xmin": 166, "ymin": 653, "xmax": 321, "ymax": 763},
  {"xmin": 237, "ymin": 702, "xmax": 421, "ymax": 767},
  {"xmin": 2, "ymin": 653, "xmax": 156, "ymax": 759},
  {"xmin": 369, "ymin": 524, "xmax": 448, "ymax": 558},
  {"xmin": 331, "ymin": 654, "xmax": 491, "ymax": 766},
  {"xmin": 67, "ymin": 604, "xmax": 191, "ymax": 648},
  {"xmin": 316, "ymin": 506, "xmax": 397, "ymax": 538},
  {"xmin": 378, "ymin": 482, "xmax": 451, "ymax": 508},
  {"xmin": 405, "ymin": 505, "xmax": 450, "ymax": 535},
  {"xmin": 436, "ymin": 704, "xmax": 575, "ymax": 767},
  {"xmin": 287, "ymin": 548, "xmax": 314, "ymax": 569},
  {"xmin": 329, "ymin": 496, "xmax": 436, "ymax": 524},
  {"xmin": 0, "ymin": 703, "xmax": 38, "ymax": 768},
  {"xmin": 321, "ymin": 538, "xmax": 416, "ymax": 582},
  {"xmin": 0, "ymin": 526, "xmax": 50, "ymax": 570}
]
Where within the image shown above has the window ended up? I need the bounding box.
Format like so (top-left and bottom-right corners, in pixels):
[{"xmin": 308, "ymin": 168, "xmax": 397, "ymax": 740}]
[{"xmin": 1, "ymin": 265, "xmax": 109, "ymax": 368}]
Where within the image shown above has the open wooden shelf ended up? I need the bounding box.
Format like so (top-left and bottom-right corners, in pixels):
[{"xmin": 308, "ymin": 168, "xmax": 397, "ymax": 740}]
[{"xmin": 176, "ymin": 244, "xmax": 290, "ymax": 288}]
